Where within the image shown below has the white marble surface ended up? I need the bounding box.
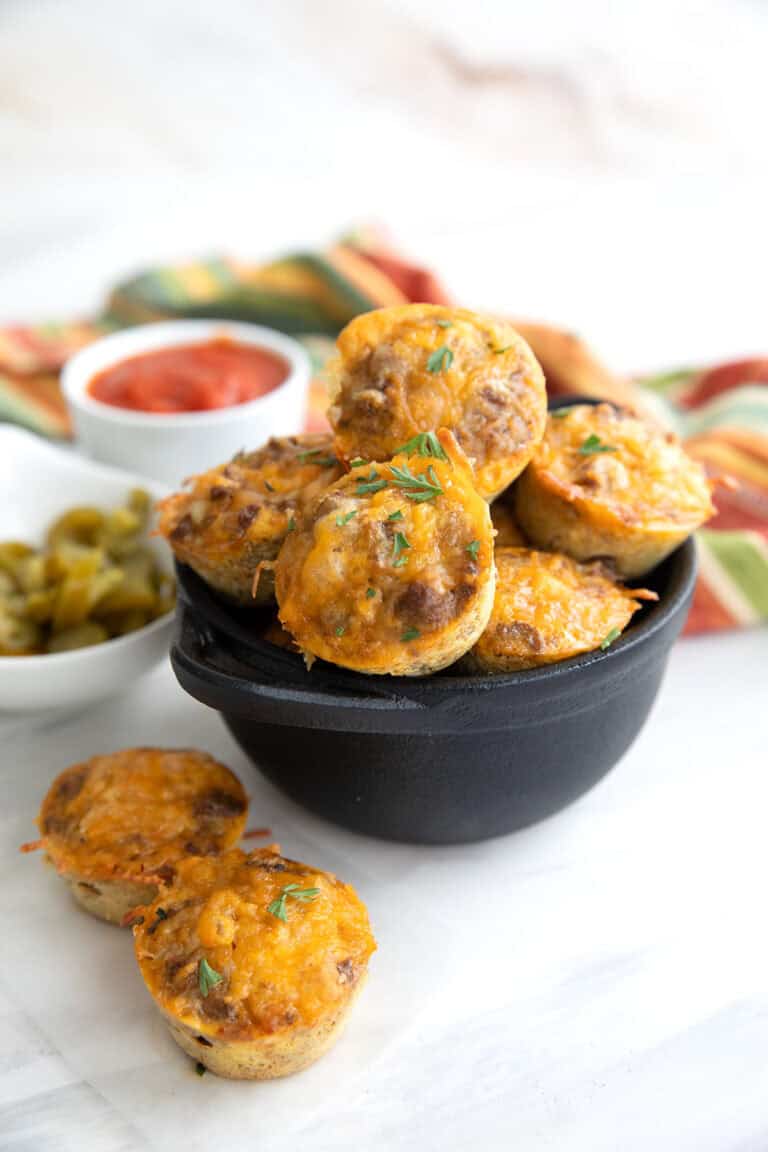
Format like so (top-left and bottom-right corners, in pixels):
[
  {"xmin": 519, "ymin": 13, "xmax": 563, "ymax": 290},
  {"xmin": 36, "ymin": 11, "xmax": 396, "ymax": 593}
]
[
  {"xmin": 2, "ymin": 631, "xmax": 767, "ymax": 1152},
  {"xmin": 1, "ymin": 1, "xmax": 767, "ymax": 1147}
]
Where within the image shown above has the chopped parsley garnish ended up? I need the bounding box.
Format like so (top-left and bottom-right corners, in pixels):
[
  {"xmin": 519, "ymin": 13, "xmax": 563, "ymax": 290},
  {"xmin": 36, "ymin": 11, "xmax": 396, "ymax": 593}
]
[
  {"xmin": 155, "ymin": 907, "xmax": 168, "ymax": 921},
  {"xmin": 387, "ymin": 509, "xmax": 404, "ymax": 521},
  {"xmin": 392, "ymin": 531, "xmax": 411, "ymax": 567},
  {"xmin": 600, "ymin": 627, "xmax": 621, "ymax": 650},
  {"xmin": 493, "ymin": 345, "xmax": 512, "ymax": 355},
  {"xmin": 355, "ymin": 468, "xmax": 388, "ymax": 496},
  {"xmin": 436, "ymin": 319, "xmax": 453, "ymax": 329},
  {"xmin": 466, "ymin": 540, "xmax": 480, "ymax": 559},
  {"xmin": 334, "ymin": 625, "xmax": 346, "ymax": 637},
  {"xmin": 365, "ymin": 587, "xmax": 376, "ymax": 598},
  {"xmin": 297, "ymin": 448, "xmax": 338, "ymax": 466},
  {"xmin": 349, "ymin": 456, "xmax": 367, "ymax": 468},
  {"xmin": 198, "ymin": 957, "xmax": 223, "ymax": 997},
  {"xmin": 389, "ymin": 462, "xmax": 444, "ymax": 502},
  {"xmin": 551, "ymin": 406, "xmax": 577, "ymax": 419},
  {"xmin": 267, "ymin": 883, "xmax": 320, "ymax": 922},
  {"xmin": 401, "ymin": 627, "xmax": 420, "ymax": 642},
  {"xmin": 578, "ymin": 434, "xmax": 617, "ymax": 455},
  {"xmin": 264, "ymin": 480, "xmax": 275, "ymax": 492},
  {"xmin": 336, "ymin": 510, "xmax": 357, "ymax": 526},
  {"xmin": 426, "ymin": 346, "xmax": 454, "ymax": 373},
  {"xmin": 287, "ymin": 516, "xmax": 296, "ymax": 532},
  {"xmin": 395, "ymin": 430, "xmax": 449, "ymax": 462},
  {"xmin": 195, "ymin": 1062, "xmax": 207, "ymax": 1077}
]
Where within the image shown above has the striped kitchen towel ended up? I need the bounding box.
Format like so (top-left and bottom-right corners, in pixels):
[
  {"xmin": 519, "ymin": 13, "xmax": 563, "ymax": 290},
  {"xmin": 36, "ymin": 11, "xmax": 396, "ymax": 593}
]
[{"xmin": 0, "ymin": 237, "xmax": 765, "ymax": 634}]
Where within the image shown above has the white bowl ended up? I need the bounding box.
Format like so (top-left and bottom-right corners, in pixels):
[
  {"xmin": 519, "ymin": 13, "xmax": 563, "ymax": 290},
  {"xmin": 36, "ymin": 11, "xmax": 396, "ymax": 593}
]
[
  {"xmin": 61, "ymin": 320, "xmax": 311, "ymax": 485},
  {"xmin": 0, "ymin": 426, "xmax": 174, "ymax": 713}
]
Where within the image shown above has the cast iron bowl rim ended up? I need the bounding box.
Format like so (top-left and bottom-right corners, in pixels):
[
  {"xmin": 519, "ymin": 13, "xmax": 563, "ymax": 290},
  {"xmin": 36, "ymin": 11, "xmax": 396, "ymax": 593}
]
[
  {"xmin": 173, "ymin": 538, "xmax": 696, "ymax": 700},
  {"xmin": 170, "ymin": 392, "xmax": 697, "ymax": 703}
]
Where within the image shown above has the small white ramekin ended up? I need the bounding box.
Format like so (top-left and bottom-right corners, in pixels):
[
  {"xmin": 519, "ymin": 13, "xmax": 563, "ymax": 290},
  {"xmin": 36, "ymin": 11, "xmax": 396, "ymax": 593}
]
[{"xmin": 61, "ymin": 320, "xmax": 311, "ymax": 485}]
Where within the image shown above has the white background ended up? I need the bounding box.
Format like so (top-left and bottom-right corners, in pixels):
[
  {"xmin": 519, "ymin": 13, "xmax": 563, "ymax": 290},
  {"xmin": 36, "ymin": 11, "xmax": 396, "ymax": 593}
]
[{"xmin": 2, "ymin": 2, "xmax": 767, "ymax": 1149}]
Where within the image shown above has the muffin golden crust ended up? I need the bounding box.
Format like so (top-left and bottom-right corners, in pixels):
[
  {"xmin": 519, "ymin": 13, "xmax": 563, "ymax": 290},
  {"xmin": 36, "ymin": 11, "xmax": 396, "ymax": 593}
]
[
  {"xmin": 515, "ymin": 404, "xmax": 714, "ymax": 577},
  {"xmin": 157, "ymin": 435, "xmax": 343, "ymax": 605},
  {"xmin": 275, "ymin": 430, "xmax": 495, "ymax": 676},
  {"xmin": 462, "ymin": 547, "xmax": 658, "ymax": 673},
  {"xmin": 327, "ymin": 304, "xmax": 547, "ymax": 500},
  {"xmin": 133, "ymin": 849, "xmax": 376, "ymax": 1079},
  {"xmin": 34, "ymin": 748, "xmax": 247, "ymax": 924}
]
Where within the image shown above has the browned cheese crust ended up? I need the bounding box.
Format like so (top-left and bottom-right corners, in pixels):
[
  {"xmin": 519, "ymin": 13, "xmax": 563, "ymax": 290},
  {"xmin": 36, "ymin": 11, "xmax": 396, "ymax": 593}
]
[
  {"xmin": 36, "ymin": 748, "xmax": 248, "ymax": 924},
  {"xmin": 462, "ymin": 547, "xmax": 657, "ymax": 672},
  {"xmin": 515, "ymin": 404, "xmax": 714, "ymax": 577},
  {"xmin": 275, "ymin": 430, "xmax": 495, "ymax": 675},
  {"xmin": 327, "ymin": 304, "xmax": 547, "ymax": 500},
  {"xmin": 133, "ymin": 849, "xmax": 376, "ymax": 1079},
  {"xmin": 156, "ymin": 435, "xmax": 343, "ymax": 604}
]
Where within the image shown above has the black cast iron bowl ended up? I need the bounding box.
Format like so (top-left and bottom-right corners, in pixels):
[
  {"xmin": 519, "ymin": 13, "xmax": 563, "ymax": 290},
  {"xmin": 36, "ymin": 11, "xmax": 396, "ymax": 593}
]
[{"xmin": 170, "ymin": 538, "xmax": 697, "ymax": 846}]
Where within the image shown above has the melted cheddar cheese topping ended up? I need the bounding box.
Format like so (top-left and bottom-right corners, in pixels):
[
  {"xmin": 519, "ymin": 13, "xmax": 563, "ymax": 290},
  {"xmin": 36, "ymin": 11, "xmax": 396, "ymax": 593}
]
[
  {"xmin": 327, "ymin": 304, "xmax": 546, "ymax": 499},
  {"xmin": 531, "ymin": 405, "xmax": 713, "ymax": 529},
  {"xmin": 467, "ymin": 547, "xmax": 657, "ymax": 671},
  {"xmin": 275, "ymin": 430, "xmax": 494, "ymax": 675},
  {"xmin": 157, "ymin": 435, "xmax": 343, "ymax": 601},
  {"xmin": 133, "ymin": 849, "xmax": 376, "ymax": 1039},
  {"xmin": 39, "ymin": 748, "xmax": 247, "ymax": 883}
]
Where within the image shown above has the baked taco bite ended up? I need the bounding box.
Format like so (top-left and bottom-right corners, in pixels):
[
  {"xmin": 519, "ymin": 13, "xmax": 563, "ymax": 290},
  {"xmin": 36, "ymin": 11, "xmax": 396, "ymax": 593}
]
[
  {"xmin": 157, "ymin": 435, "xmax": 343, "ymax": 605},
  {"xmin": 515, "ymin": 403, "xmax": 714, "ymax": 578},
  {"xmin": 275, "ymin": 429, "xmax": 495, "ymax": 676},
  {"xmin": 327, "ymin": 304, "xmax": 546, "ymax": 500},
  {"xmin": 26, "ymin": 748, "xmax": 247, "ymax": 925},
  {"xmin": 132, "ymin": 848, "xmax": 376, "ymax": 1080},
  {"xmin": 462, "ymin": 547, "xmax": 657, "ymax": 673}
]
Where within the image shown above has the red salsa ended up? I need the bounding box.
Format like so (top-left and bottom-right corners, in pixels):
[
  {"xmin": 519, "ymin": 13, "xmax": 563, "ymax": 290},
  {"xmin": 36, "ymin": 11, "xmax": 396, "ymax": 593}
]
[{"xmin": 88, "ymin": 338, "xmax": 289, "ymax": 413}]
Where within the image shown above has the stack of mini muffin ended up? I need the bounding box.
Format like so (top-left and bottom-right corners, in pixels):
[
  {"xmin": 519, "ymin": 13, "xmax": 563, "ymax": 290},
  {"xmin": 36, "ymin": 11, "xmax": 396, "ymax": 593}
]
[
  {"xmin": 159, "ymin": 304, "xmax": 713, "ymax": 675},
  {"xmin": 25, "ymin": 747, "xmax": 375, "ymax": 1079}
]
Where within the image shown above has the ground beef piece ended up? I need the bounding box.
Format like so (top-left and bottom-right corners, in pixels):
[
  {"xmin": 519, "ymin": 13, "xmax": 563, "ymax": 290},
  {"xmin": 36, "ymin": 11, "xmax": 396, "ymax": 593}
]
[
  {"xmin": 194, "ymin": 789, "xmax": 246, "ymax": 819},
  {"xmin": 395, "ymin": 581, "xmax": 474, "ymax": 631},
  {"xmin": 496, "ymin": 621, "xmax": 542, "ymax": 652}
]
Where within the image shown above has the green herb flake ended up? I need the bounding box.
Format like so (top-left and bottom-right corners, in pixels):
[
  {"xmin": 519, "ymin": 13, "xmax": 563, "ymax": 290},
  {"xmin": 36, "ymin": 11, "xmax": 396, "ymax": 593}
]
[
  {"xmin": 600, "ymin": 627, "xmax": 621, "ymax": 650},
  {"xmin": 334, "ymin": 625, "xmax": 346, "ymax": 637},
  {"xmin": 267, "ymin": 883, "xmax": 321, "ymax": 922},
  {"xmin": 493, "ymin": 345, "xmax": 512, "ymax": 355},
  {"xmin": 264, "ymin": 480, "xmax": 275, "ymax": 492},
  {"xmin": 287, "ymin": 516, "xmax": 296, "ymax": 532},
  {"xmin": 395, "ymin": 430, "xmax": 449, "ymax": 462},
  {"xmin": 155, "ymin": 907, "xmax": 168, "ymax": 921},
  {"xmin": 578, "ymin": 434, "xmax": 617, "ymax": 455},
  {"xmin": 297, "ymin": 448, "xmax": 338, "ymax": 467},
  {"xmin": 436, "ymin": 319, "xmax": 453, "ymax": 329},
  {"xmin": 349, "ymin": 456, "xmax": 367, "ymax": 468},
  {"xmin": 466, "ymin": 540, "xmax": 480, "ymax": 559},
  {"xmin": 426, "ymin": 346, "xmax": 454, "ymax": 373},
  {"xmin": 198, "ymin": 957, "xmax": 223, "ymax": 997},
  {"xmin": 387, "ymin": 509, "xmax": 404, "ymax": 521},
  {"xmin": 365, "ymin": 587, "xmax": 376, "ymax": 598},
  {"xmin": 389, "ymin": 462, "xmax": 444, "ymax": 502},
  {"xmin": 392, "ymin": 531, "xmax": 411, "ymax": 567},
  {"xmin": 195, "ymin": 1062, "xmax": 207, "ymax": 1077},
  {"xmin": 551, "ymin": 406, "xmax": 577, "ymax": 419},
  {"xmin": 401, "ymin": 627, "xmax": 421, "ymax": 642},
  {"xmin": 336, "ymin": 510, "xmax": 358, "ymax": 527},
  {"xmin": 355, "ymin": 468, "xmax": 388, "ymax": 496}
]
